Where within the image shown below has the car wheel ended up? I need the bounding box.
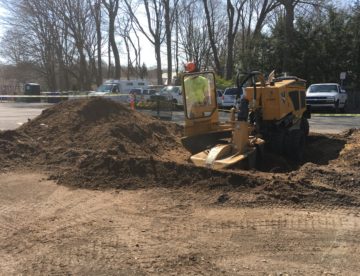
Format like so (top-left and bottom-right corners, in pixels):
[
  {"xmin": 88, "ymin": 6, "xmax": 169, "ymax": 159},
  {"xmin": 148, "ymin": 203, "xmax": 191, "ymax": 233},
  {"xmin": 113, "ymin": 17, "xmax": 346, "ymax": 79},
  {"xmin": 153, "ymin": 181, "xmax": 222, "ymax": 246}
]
[
  {"xmin": 172, "ymin": 99, "xmax": 178, "ymax": 110},
  {"xmin": 334, "ymin": 100, "xmax": 340, "ymax": 113},
  {"xmin": 301, "ymin": 117, "xmax": 309, "ymax": 136},
  {"xmin": 340, "ymin": 101, "xmax": 347, "ymax": 113}
]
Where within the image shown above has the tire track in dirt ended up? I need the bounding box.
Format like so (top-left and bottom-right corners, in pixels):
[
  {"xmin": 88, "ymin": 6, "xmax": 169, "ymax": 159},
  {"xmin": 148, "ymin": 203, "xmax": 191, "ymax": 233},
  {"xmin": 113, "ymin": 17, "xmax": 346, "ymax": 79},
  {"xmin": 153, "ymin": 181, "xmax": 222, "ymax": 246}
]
[{"xmin": 1, "ymin": 174, "xmax": 360, "ymax": 275}]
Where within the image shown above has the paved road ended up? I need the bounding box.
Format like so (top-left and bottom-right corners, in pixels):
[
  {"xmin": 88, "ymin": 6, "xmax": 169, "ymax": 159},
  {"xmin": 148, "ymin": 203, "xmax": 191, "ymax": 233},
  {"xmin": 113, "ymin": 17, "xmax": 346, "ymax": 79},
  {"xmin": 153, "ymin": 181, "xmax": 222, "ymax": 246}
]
[
  {"xmin": 0, "ymin": 103, "xmax": 52, "ymax": 130},
  {"xmin": 308, "ymin": 115, "xmax": 360, "ymax": 134},
  {"xmin": 1, "ymin": 102, "xmax": 359, "ymax": 134}
]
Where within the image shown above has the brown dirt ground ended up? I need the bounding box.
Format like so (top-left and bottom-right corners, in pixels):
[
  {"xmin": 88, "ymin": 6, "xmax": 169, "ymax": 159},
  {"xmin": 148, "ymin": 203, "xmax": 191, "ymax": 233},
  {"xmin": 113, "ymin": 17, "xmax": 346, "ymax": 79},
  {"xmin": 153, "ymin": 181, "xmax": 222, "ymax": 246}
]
[{"xmin": 1, "ymin": 98, "xmax": 360, "ymax": 275}]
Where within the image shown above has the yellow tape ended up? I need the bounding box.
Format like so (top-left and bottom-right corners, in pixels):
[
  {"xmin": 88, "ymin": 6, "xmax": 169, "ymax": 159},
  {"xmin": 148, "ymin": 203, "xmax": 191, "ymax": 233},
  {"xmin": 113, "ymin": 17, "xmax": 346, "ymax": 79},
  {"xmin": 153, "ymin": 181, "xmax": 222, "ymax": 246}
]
[
  {"xmin": 218, "ymin": 109, "xmax": 232, "ymax": 113},
  {"xmin": 217, "ymin": 109, "xmax": 360, "ymax": 117},
  {"xmin": 2, "ymin": 96, "xmax": 359, "ymax": 117},
  {"xmin": 312, "ymin": 113, "xmax": 360, "ymax": 117},
  {"xmin": 0, "ymin": 93, "xmax": 130, "ymax": 98}
]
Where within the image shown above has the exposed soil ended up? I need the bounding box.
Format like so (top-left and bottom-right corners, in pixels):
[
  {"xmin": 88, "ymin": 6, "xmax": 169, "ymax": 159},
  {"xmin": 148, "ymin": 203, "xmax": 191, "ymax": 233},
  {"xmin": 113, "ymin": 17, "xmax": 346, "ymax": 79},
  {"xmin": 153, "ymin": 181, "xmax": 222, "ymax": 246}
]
[
  {"xmin": 1, "ymin": 172, "xmax": 360, "ymax": 275},
  {"xmin": 0, "ymin": 98, "xmax": 359, "ymax": 208},
  {"xmin": 1, "ymin": 98, "xmax": 360, "ymax": 274},
  {"xmin": 0, "ymin": 98, "xmax": 186, "ymax": 168}
]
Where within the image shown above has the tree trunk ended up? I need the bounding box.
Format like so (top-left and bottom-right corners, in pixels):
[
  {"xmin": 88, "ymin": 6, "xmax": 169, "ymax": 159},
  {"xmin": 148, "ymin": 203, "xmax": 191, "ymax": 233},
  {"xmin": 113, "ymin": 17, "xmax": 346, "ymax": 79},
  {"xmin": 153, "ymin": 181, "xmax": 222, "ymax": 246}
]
[
  {"xmin": 203, "ymin": 0, "xmax": 223, "ymax": 77},
  {"xmin": 282, "ymin": 0, "xmax": 295, "ymax": 73},
  {"xmin": 103, "ymin": 0, "xmax": 120, "ymax": 79},
  {"xmin": 48, "ymin": 53, "xmax": 57, "ymax": 91},
  {"xmin": 175, "ymin": 9, "xmax": 179, "ymax": 75},
  {"xmin": 95, "ymin": 2, "xmax": 103, "ymax": 85},
  {"xmin": 109, "ymin": 15, "xmax": 121, "ymax": 79},
  {"xmin": 108, "ymin": 40, "xmax": 111, "ymax": 78},
  {"xmin": 79, "ymin": 48, "xmax": 88, "ymax": 90},
  {"xmin": 225, "ymin": 0, "xmax": 235, "ymax": 80},
  {"xmin": 155, "ymin": 37, "xmax": 163, "ymax": 85},
  {"xmin": 163, "ymin": 0, "xmax": 172, "ymax": 85}
]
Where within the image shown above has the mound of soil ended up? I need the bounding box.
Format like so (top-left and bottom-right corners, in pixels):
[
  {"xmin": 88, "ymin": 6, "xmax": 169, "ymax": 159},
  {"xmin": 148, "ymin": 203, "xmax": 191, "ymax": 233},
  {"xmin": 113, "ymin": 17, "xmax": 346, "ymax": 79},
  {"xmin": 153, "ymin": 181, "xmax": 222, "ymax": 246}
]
[
  {"xmin": 1, "ymin": 97, "xmax": 360, "ymax": 208},
  {"xmin": 338, "ymin": 128, "xmax": 360, "ymax": 166},
  {"xmin": 0, "ymin": 98, "xmax": 187, "ymax": 169}
]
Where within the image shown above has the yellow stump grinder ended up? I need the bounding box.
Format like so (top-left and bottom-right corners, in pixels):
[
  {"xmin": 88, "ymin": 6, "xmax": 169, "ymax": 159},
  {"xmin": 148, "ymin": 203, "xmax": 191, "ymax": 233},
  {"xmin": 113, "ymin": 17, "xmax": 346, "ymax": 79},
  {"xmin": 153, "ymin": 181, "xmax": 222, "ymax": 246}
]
[{"xmin": 180, "ymin": 70, "xmax": 311, "ymax": 169}]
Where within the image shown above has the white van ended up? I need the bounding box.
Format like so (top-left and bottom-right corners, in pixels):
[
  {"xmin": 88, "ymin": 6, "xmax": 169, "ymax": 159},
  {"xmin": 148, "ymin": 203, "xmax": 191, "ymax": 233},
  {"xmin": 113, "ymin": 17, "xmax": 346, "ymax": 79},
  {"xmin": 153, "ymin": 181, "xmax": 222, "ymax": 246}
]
[
  {"xmin": 90, "ymin": 79, "xmax": 149, "ymax": 103},
  {"xmin": 93, "ymin": 79, "xmax": 149, "ymax": 94}
]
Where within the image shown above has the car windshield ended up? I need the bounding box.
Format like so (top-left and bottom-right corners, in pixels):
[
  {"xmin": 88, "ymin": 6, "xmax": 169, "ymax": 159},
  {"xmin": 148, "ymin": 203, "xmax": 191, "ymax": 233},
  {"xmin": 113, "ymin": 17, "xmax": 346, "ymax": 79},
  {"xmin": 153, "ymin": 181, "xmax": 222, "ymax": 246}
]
[
  {"xmin": 96, "ymin": 84, "xmax": 113, "ymax": 92},
  {"xmin": 130, "ymin": 88, "xmax": 142, "ymax": 95},
  {"xmin": 162, "ymin": 86, "xmax": 180, "ymax": 93},
  {"xmin": 309, "ymin": 85, "xmax": 338, "ymax": 93},
  {"xmin": 224, "ymin": 88, "xmax": 240, "ymax": 96}
]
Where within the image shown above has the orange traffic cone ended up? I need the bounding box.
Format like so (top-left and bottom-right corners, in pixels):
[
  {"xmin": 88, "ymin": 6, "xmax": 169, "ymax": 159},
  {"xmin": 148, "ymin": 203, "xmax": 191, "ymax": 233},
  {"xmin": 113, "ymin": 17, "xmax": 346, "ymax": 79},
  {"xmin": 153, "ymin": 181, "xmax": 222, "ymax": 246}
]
[{"xmin": 130, "ymin": 94, "xmax": 135, "ymax": 110}]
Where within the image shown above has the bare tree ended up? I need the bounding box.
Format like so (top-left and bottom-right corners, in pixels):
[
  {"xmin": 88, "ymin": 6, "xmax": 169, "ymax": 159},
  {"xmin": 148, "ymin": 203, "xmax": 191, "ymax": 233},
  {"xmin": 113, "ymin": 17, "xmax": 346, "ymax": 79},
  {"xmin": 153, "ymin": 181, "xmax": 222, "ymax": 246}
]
[
  {"xmin": 253, "ymin": 0, "xmax": 280, "ymax": 37},
  {"xmin": 163, "ymin": 0, "xmax": 171, "ymax": 84},
  {"xmin": 277, "ymin": 0, "xmax": 323, "ymax": 72},
  {"xmin": 52, "ymin": 9, "xmax": 71, "ymax": 90},
  {"xmin": 203, "ymin": 0, "xmax": 225, "ymax": 76},
  {"xmin": 1, "ymin": 0, "xmax": 62, "ymax": 90},
  {"xmin": 178, "ymin": 0, "xmax": 211, "ymax": 70},
  {"xmin": 174, "ymin": 7, "xmax": 179, "ymax": 75},
  {"xmin": 118, "ymin": 15, "xmax": 138, "ymax": 79},
  {"xmin": 235, "ymin": 0, "xmax": 279, "ymax": 71},
  {"xmin": 117, "ymin": 3, "xmax": 146, "ymax": 79},
  {"xmin": 89, "ymin": 0, "xmax": 103, "ymax": 85},
  {"xmin": 102, "ymin": 0, "xmax": 121, "ymax": 79},
  {"xmin": 162, "ymin": 0, "xmax": 179, "ymax": 84},
  {"xmin": 125, "ymin": 0, "xmax": 166, "ymax": 84},
  {"xmin": 0, "ymin": 29, "xmax": 30, "ymax": 65},
  {"xmin": 225, "ymin": 0, "xmax": 247, "ymax": 79},
  {"xmin": 54, "ymin": 0, "xmax": 96, "ymax": 90}
]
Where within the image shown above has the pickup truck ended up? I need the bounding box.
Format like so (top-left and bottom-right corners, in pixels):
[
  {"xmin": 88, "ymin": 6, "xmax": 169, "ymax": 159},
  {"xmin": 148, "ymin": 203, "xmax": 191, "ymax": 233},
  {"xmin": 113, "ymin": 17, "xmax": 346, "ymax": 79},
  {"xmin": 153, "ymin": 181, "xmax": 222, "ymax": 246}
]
[
  {"xmin": 306, "ymin": 83, "xmax": 347, "ymax": 112},
  {"xmin": 161, "ymin": 86, "xmax": 183, "ymax": 106}
]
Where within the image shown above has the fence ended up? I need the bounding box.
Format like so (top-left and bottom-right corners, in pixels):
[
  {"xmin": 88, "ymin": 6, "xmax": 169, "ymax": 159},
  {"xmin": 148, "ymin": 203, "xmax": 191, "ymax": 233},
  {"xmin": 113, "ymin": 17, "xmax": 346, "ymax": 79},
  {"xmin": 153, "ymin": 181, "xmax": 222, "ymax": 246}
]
[{"xmin": 347, "ymin": 89, "xmax": 360, "ymax": 111}]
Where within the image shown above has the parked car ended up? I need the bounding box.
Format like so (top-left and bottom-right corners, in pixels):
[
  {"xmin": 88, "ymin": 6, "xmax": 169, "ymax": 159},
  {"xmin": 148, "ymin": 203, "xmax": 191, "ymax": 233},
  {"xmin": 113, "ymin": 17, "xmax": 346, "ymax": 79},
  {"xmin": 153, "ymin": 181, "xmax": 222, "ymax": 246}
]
[
  {"xmin": 306, "ymin": 83, "xmax": 347, "ymax": 112},
  {"xmin": 94, "ymin": 79, "xmax": 149, "ymax": 94},
  {"xmin": 89, "ymin": 83, "xmax": 129, "ymax": 103},
  {"xmin": 129, "ymin": 88, "xmax": 157, "ymax": 103},
  {"xmin": 161, "ymin": 86, "xmax": 183, "ymax": 105},
  {"xmin": 221, "ymin": 87, "xmax": 241, "ymax": 108}
]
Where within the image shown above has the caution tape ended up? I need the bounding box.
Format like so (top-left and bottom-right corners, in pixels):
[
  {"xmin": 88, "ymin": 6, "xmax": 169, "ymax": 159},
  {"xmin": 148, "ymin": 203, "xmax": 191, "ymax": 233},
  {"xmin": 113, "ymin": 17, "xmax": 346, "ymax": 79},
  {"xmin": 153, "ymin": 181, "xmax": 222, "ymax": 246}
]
[
  {"xmin": 0, "ymin": 93, "xmax": 130, "ymax": 98},
  {"xmin": 217, "ymin": 108, "xmax": 360, "ymax": 117},
  {"xmin": 311, "ymin": 113, "xmax": 360, "ymax": 117},
  {"xmin": 1, "ymin": 95, "xmax": 81, "ymax": 98},
  {"xmin": 2, "ymin": 95, "xmax": 359, "ymax": 117},
  {"xmin": 218, "ymin": 108, "xmax": 232, "ymax": 113}
]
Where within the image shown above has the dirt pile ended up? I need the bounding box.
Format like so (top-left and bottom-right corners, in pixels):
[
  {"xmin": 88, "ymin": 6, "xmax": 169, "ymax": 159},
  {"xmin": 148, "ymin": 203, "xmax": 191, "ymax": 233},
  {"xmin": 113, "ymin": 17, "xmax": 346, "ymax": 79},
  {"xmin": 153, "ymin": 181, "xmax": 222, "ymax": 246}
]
[
  {"xmin": 294, "ymin": 129, "xmax": 360, "ymax": 192},
  {"xmin": 337, "ymin": 128, "xmax": 360, "ymax": 166},
  {"xmin": 0, "ymin": 98, "xmax": 360, "ymax": 208},
  {"xmin": 0, "ymin": 98, "xmax": 187, "ymax": 169}
]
